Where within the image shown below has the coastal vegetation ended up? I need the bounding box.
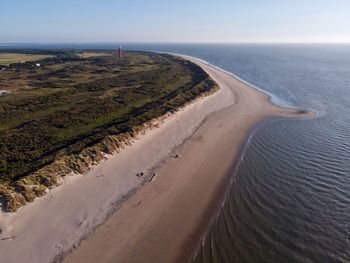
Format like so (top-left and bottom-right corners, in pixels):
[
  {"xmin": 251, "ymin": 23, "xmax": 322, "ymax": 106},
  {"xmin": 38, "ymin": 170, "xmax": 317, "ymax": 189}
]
[{"xmin": 0, "ymin": 49, "xmax": 218, "ymax": 212}]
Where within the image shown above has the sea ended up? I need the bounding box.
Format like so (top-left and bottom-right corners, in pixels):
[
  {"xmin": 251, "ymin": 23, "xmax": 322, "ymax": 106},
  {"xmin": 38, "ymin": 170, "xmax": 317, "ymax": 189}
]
[{"xmin": 2, "ymin": 43, "xmax": 350, "ymax": 262}]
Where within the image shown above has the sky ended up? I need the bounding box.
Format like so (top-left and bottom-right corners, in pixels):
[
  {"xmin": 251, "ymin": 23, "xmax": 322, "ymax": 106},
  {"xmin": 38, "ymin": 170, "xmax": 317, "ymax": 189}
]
[{"xmin": 1, "ymin": 0, "xmax": 350, "ymax": 43}]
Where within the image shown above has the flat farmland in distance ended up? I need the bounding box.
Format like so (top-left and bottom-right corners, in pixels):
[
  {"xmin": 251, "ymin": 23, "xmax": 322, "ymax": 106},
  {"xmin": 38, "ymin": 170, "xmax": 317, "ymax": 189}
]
[{"xmin": 0, "ymin": 53, "xmax": 55, "ymax": 65}]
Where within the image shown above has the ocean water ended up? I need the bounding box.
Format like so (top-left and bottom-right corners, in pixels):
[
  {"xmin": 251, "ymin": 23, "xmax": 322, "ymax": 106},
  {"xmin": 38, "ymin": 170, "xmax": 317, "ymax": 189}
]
[
  {"xmin": 131, "ymin": 44, "xmax": 350, "ymax": 262},
  {"xmin": 2, "ymin": 43, "xmax": 350, "ymax": 262}
]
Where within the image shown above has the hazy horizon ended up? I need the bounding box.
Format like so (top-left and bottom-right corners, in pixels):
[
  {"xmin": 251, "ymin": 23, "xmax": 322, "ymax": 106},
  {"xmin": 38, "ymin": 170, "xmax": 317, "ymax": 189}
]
[
  {"xmin": 1, "ymin": 42, "xmax": 350, "ymax": 45},
  {"xmin": 1, "ymin": 0, "xmax": 350, "ymax": 43}
]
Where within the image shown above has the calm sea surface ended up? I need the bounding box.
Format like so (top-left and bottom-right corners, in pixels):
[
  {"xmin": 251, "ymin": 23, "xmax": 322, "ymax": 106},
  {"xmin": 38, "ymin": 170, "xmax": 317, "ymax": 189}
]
[{"xmin": 2, "ymin": 43, "xmax": 350, "ymax": 262}]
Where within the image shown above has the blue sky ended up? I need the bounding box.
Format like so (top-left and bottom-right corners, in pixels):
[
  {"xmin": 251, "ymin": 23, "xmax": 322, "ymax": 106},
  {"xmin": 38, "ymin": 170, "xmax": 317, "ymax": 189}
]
[{"xmin": 1, "ymin": 0, "xmax": 350, "ymax": 43}]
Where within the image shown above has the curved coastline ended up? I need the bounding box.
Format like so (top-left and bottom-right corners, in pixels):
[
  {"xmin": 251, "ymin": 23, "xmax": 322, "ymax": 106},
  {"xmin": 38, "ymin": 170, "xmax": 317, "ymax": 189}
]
[
  {"xmin": 181, "ymin": 56, "xmax": 315, "ymax": 259},
  {"xmin": 168, "ymin": 53, "xmax": 317, "ymax": 118},
  {"xmin": 64, "ymin": 55, "xmax": 311, "ymax": 263},
  {"xmin": 0, "ymin": 53, "xmax": 311, "ymax": 263}
]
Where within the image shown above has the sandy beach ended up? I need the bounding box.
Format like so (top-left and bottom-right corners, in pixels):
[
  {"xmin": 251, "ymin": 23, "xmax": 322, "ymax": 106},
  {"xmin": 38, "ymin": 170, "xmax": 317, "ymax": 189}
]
[
  {"xmin": 63, "ymin": 56, "xmax": 308, "ymax": 263},
  {"xmin": 0, "ymin": 55, "xmax": 307, "ymax": 263}
]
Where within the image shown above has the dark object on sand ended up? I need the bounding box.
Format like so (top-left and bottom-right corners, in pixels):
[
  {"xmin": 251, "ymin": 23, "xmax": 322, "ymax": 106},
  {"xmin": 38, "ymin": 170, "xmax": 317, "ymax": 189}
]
[
  {"xmin": 173, "ymin": 154, "xmax": 180, "ymax": 158},
  {"xmin": 136, "ymin": 172, "xmax": 144, "ymax": 177},
  {"xmin": 148, "ymin": 173, "xmax": 157, "ymax": 182},
  {"xmin": 297, "ymin": 109, "xmax": 307, "ymax": 114},
  {"xmin": 1, "ymin": 234, "xmax": 15, "ymax": 241}
]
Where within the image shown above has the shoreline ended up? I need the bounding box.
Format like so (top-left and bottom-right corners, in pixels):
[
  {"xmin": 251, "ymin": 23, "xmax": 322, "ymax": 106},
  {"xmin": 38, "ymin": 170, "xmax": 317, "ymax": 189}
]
[
  {"xmin": 0, "ymin": 55, "xmax": 233, "ymax": 263},
  {"xmin": 63, "ymin": 55, "xmax": 311, "ymax": 263},
  {"xmin": 175, "ymin": 54, "xmax": 316, "ymax": 116},
  {"xmin": 0, "ymin": 54, "xmax": 311, "ymax": 263},
  {"xmin": 187, "ymin": 114, "xmax": 301, "ymax": 261}
]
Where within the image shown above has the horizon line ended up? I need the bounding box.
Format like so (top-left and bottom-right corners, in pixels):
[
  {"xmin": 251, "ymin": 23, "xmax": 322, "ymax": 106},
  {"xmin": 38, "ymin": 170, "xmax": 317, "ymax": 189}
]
[{"xmin": 1, "ymin": 41, "xmax": 350, "ymax": 45}]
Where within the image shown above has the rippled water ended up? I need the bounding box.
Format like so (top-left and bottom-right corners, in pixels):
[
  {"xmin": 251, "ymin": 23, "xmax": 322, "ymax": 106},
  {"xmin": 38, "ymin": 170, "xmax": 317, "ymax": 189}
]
[
  {"xmin": 3, "ymin": 43, "xmax": 350, "ymax": 262},
  {"xmin": 143, "ymin": 44, "xmax": 350, "ymax": 262}
]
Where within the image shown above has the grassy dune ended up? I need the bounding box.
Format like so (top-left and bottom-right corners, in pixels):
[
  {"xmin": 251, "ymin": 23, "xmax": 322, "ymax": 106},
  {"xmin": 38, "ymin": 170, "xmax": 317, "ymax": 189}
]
[
  {"xmin": 78, "ymin": 52, "xmax": 109, "ymax": 58},
  {"xmin": 0, "ymin": 50, "xmax": 218, "ymax": 211}
]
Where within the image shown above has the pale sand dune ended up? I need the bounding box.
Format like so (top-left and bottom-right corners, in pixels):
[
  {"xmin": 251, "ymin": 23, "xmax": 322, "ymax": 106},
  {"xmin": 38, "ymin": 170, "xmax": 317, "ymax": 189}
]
[
  {"xmin": 0, "ymin": 90, "xmax": 9, "ymax": 96},
  {"xmin": 62, "ymin": 56, "xmax": 307, "ymax": 263},
  {"xmin": 0, "ymin": 56, "xmax": 234, "ymax": 263}
]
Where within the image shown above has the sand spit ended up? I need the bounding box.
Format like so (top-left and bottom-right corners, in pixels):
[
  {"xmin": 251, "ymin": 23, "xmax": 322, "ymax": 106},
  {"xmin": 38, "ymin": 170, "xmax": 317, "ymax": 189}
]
[{"xmin": 62, "ymin": 56, "xmax": 311, "ymax": 263}]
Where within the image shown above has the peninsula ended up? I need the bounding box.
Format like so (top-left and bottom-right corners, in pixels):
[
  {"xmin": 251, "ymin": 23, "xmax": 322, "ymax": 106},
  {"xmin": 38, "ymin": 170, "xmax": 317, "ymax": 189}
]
[{"xmin": 0, "ymin": 51, "xmax": 309, "ymax": 263}]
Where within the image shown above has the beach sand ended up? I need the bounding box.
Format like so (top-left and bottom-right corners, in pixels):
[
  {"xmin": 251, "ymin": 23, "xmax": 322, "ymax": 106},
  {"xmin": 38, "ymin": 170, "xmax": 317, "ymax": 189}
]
[
  {"xmin": 0, "ymin": 55, "xmax": 308, "ymax": 263},
  {"xmin": 63, "ymin": 56, "xmax": 308, "ymax": 263}
]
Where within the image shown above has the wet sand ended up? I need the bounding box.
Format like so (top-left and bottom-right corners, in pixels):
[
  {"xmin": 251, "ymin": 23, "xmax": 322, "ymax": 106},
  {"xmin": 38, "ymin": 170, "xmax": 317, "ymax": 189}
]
[{"xmin": 63, "ymin": 56, "xmax": 306, "ymax": 263}]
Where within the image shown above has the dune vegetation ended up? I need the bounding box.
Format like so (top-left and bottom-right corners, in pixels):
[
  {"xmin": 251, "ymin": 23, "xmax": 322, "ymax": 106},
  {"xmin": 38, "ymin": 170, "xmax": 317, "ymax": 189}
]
[{"xmin": 0, "ymin": 49, "xmax": 218, "ymax": 212}]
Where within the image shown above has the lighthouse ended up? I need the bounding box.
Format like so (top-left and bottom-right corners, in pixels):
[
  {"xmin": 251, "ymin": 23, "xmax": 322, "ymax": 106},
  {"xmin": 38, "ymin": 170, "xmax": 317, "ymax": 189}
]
[{"xmin": 117, "ymin": 46, "xmax": 123, "ymax": 59}]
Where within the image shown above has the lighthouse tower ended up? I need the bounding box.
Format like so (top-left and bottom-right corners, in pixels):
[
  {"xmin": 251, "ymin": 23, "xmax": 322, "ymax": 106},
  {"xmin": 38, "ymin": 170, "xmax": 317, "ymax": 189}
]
[{"xmin": 117, "ymin": 46, "xmax": 123, "ymax": 59}]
